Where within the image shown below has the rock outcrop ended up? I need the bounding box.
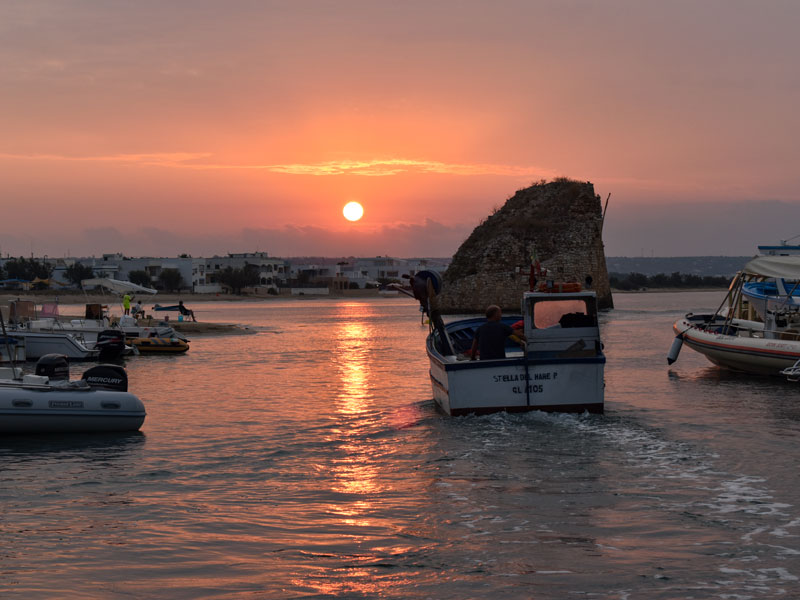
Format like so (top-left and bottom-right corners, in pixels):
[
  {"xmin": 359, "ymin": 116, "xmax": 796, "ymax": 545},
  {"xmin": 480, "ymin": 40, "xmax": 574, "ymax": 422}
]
[{"xmin": 438, "ymin": 179, "xmax": 613, "ymax": 312}]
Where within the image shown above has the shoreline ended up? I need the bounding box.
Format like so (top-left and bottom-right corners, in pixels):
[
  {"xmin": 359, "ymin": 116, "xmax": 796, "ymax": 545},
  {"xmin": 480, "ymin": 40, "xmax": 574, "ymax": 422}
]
[
  {"xmin": 0, "ymin": 288, "xmax": 397, "ymax": 306},
  {"xmin": 0, "ymin": 286, "xmax": 727, "ymax": 308},
  {"xmin": 0, "ymin": 286, "xmax": 727, "ymax": 303}
]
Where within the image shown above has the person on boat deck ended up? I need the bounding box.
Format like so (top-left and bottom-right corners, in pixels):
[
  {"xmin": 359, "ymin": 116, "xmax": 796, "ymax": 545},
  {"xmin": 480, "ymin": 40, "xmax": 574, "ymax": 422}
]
[
  {"xmin": 122, "ymin": 293, "xmax": 132, "ymax": 315},
  {"xmin": 132, "ymin": 300, "xmax": 144, "ymax": 319},
  {"xmin": 178, "ymin": 300, "xmax": 197, "ymax": 322},
  {"xmin": 470, "ymin": 305, "xmax": 525, "ymax": 360}
]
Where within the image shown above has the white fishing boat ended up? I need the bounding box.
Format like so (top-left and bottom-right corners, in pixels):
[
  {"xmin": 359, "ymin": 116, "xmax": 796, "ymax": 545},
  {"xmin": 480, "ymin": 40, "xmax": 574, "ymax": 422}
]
[
  {"xmin": 427, "ymin": 290, "xmax": 605, "ymax": 415},
  {"xmin": 0, "ymin": 355, "xmax": 146, "ymax": 434},
  {"xmin": 669, "ymin": 256, "xmax": 800, "ymax": 375}
]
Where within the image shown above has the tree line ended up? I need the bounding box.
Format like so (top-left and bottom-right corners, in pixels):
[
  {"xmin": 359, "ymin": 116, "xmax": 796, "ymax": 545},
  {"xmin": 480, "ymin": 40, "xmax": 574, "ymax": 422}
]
[
  {"xmin": 0, "ymin": 258, "xmax": 187, "ymax": 292},
  {"xmin": 0, "ymin": 258, "xmax": 267, "ymax": 294},
  {"xmin": 609, "ymin": 271, "xmax": 731, "ymax": 290}
]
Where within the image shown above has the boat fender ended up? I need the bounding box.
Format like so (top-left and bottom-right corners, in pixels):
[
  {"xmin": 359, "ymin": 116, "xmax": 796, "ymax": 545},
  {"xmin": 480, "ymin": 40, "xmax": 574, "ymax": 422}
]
[
  {"xmin": 82, "ymin": 364, "xmax": 128, "ymax": 392},
  {"xmin": 667, "ymin": 334, "xmax": 684, "ymax": 365},
  {"xmin": 510, "ymin": 320, "xmax": 525, "ymax": 345}
]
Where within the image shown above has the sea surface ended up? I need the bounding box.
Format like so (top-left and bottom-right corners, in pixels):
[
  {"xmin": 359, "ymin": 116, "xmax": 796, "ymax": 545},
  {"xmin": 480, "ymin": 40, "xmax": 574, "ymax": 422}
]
[{"xmin": 2, "ymin": 291, "xmax": 800, "ymax": 599}]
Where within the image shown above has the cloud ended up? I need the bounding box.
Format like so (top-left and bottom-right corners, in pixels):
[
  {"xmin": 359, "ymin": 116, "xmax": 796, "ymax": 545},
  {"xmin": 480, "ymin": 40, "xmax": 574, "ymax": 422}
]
[
  {"xmin": 0, "ymin": 220, "xmax": 473, "ymax": 259},
  {"xmin": 0, "ymin": 152, "xmax": 211, "ymax": 166},
  {"xmin": 0, "ymin": 152, "xmax": 554, "ymax": 178},
  {"xmin": 262, "ymin": 158, "xmax": 556, "ymax": 178},
  {"xmin": 5, "ymin": 199, "xmax": 798, "ymax": 260},
  {"xmin": 602, "ymin": 200, "xmax": 800, "ymax": 256}
]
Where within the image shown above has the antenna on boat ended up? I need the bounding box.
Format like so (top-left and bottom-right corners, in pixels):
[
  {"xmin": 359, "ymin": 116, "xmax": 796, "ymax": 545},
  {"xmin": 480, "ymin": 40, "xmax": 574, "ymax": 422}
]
[
  {"xmin": 601, "ymin": 193, "xmax": 611, "ymax": 231},
  {"xmin": 0, "ymin": 304, "xmax": 18, "ymax": 373},
  {"xmin": 780, "ymin": 234, "xmax": 800, "ymax": 246}
]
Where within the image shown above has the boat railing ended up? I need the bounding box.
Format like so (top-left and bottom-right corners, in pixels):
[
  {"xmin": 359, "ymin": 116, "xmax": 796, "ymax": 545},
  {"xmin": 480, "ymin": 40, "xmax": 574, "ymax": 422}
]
[{"xmin": 700, "ymin": 320, "xmax": 800, "ymax": 341}]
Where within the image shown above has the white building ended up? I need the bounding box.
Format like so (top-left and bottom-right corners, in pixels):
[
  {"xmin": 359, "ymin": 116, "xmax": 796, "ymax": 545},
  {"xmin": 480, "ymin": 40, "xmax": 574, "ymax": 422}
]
[
  {"xmin": 3, "ymin": 253, "xmax": 448, "ymax": 293},
  {"xmin": 199, "ymin": 252, "xmax": 288, "ymax": 294}
]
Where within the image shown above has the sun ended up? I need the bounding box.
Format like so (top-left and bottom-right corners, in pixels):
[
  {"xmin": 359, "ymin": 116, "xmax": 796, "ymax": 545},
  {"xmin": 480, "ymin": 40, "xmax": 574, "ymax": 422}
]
[{"xmin": 342, "ymin": 201, "xmax": 364, "ymax": 222}]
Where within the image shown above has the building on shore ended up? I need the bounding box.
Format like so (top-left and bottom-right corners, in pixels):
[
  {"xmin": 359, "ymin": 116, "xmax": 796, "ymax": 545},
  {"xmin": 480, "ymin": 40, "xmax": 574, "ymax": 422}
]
[{"xmin": 0, "ymin": 253, "xmax": 451, "ymax": 295}]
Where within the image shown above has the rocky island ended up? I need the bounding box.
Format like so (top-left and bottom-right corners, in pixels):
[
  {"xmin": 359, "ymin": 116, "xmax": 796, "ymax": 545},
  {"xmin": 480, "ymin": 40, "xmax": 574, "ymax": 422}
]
[{"xmin": 437, "ymin": 178, "xmax": 613, "ymax": 312}]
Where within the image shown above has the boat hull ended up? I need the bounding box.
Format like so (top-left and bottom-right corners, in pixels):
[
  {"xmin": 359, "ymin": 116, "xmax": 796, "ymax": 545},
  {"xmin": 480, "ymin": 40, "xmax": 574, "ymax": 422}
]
[
  {"xmin": 6, "ymin": 331, "xmax": 99, "ymax": 360},
  {"xmin": 675, "ymin": 316, "xmax": 800, "ymax": 375},
  {"xmin": 427, "ymin": 293, "xmax": 606, "ymax": 416},
  {"xmin": 428, "ymin": 343, "xmax": 604, "ymax": 416},
  {"xmin": 0, "ymin": 385, "xmax": 146, "ymax": 434}
]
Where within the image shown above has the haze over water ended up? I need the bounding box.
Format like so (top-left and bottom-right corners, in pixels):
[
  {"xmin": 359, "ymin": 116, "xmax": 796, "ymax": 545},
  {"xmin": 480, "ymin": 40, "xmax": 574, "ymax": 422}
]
[{"xmin": 2, "ymin": 291, "xmax": 800, "ymax": 599}]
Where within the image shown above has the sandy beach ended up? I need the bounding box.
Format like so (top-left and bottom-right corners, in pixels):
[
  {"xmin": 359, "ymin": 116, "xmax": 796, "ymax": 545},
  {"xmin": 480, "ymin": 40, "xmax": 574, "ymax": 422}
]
[
  {"xmin": 0, "ymin": 287, "xmax": 392, "ymax": 307},
  {"xmin": 0, "ymin": 288, "xmax": 399, "ymax": 335}
]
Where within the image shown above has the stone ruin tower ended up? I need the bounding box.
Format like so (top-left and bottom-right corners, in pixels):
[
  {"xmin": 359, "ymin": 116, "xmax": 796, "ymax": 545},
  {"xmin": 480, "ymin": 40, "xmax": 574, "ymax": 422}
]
[{"xmin": 437, "ymin": 179, "xmax": 613, "ymax": 313}]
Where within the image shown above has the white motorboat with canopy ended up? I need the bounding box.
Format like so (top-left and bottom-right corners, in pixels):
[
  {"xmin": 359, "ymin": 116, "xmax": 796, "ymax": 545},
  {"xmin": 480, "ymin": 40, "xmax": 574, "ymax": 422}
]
[
  {"xmin": 669, "ymin": 256, "xmax": 800, "ymax": 375},
  {"xmin": 15, "ymin": 279, "xmax": 185, "ymax": 352},
  {"xmin": 4, "ymin": 301, "xmax": 121, "ymax": 360}
]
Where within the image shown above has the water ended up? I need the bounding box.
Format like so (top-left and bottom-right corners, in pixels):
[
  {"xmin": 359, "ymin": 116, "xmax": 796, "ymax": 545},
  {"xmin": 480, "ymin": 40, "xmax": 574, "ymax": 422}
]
[{"xmin": 3, "ymin": 291, "xmax": 800, "ymax": 599}]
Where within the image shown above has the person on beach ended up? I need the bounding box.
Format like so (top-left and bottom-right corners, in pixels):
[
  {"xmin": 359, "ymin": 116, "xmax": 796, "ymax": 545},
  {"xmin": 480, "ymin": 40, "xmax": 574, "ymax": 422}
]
[
  {"xmin": 122, "ymin": 293, "xmax": 132, "ymax": 315},
  {"xmin": 470, "ymin": 305, "xmax": 525, "ymax": 360},
  {"xmin": 178, "ymin": 300, "xmax": 197, "ymax": 322}
]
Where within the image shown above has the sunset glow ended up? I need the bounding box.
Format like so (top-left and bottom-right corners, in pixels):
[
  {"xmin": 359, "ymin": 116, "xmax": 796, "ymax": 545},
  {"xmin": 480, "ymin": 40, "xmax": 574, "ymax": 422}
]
[{"xmin": 0, "ymin": 2, "xmax": 798, "ymax": 257}]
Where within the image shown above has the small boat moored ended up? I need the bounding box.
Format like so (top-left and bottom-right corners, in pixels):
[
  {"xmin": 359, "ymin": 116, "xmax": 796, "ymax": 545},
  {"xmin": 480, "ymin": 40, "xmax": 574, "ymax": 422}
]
[
  {"xmin": 670, "ymin": 256, "xmax": 800, "ymax": 375},
  {"xmin": 0, "ymin": 354, "xmax": 146, "ymax": 434},
  {"xmin": 129, "ymin": 336, "xmax": 190, "ymax": 353}
]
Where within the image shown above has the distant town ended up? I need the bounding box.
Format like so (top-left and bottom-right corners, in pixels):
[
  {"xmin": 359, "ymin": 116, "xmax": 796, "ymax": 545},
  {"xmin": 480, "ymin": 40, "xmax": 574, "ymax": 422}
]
[
  {"xmin": 0, "ymin": 252, "xmax": 770, "ymax": 295},
  {"xmin": 0, "ymin": 253, "xmax": 451, "ymax": 295}
]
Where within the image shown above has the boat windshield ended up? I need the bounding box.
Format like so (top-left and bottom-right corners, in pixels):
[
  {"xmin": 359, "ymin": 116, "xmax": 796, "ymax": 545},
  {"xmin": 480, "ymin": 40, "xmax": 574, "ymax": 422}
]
[{"xmin": 529, "ymin": 299, "xmax": 593, "ymax": 329}]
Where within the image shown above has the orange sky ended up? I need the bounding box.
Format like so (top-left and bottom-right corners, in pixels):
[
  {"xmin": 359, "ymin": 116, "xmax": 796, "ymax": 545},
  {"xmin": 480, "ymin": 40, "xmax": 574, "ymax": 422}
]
[{"xmin": 1, "ymin": 1, "xmax": 799, "ymax": 257}]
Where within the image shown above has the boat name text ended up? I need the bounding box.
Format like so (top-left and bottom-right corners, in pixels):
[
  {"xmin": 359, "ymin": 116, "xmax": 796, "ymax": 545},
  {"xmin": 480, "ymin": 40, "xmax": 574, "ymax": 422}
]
[
  {"xmin": 48, "ymin": 400, "xmax": 84, "ymax": 409},
  {"xmin": 492, "ymin": 372, "xmax": 557, "ymax": 383}
]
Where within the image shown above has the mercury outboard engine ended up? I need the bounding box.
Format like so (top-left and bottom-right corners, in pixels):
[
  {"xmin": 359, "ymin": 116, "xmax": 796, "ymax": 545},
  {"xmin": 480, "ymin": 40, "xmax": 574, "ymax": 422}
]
[
  {"xmin": 95, "ymin": 329, "xmax": 126, "ymax": 361},
  {"xmin": 35, "ymin": 354, "xmax": 69, "ymax": 381},
  {"xmin": 81, "ymin": 364, "xmax": 128, "ymax": 392}
]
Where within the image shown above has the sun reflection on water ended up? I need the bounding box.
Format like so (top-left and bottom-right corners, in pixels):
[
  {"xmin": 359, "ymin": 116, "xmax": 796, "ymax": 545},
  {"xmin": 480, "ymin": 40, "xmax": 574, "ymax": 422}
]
[{"xmin": 328, "ymin": 305, "xmax": 383, "ymax": 502}]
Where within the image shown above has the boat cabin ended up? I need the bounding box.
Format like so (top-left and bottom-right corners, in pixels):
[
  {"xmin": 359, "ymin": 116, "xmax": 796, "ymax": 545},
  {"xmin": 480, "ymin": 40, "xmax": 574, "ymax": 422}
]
[
  {"xmin": 522, "ymin": 291, "xmax": 601, "ymax": 358},
  {"xmin": 7, "ymin": 300, "xmax": 36, "ymax": 325}
]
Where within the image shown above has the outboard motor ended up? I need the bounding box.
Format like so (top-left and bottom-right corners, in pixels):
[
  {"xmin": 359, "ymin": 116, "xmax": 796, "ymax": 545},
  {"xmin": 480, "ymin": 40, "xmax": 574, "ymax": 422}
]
[
  {"xmin": 81, "ymin": 364, "xmax": 128, "ymax": 392},
  {"xmin": 35, "ymin": 354, "xmax": 69, "ymax": 381},
  {"xmin": 95, "ymin": 329, "xmax": 126, "ymax": 361}
]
